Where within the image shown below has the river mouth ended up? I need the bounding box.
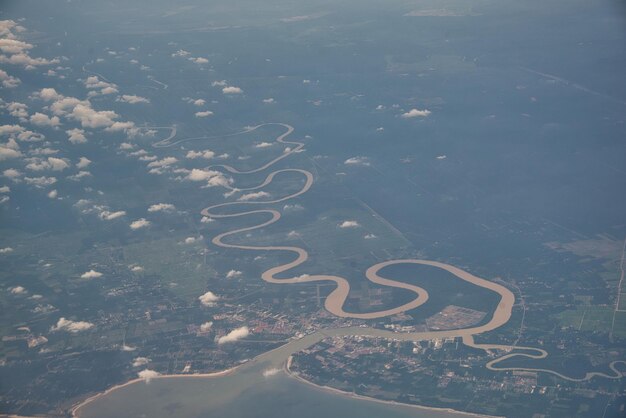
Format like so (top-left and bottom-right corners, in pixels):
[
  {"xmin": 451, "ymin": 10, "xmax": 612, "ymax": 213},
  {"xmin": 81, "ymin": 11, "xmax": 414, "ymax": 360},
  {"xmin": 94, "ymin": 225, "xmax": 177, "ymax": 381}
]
[
  {"xmin": 73, "ymin": 332, "xmax": 487, "ymax": 418},
  {"xmin": 73, "ymin": 326, "xmax": 504, "ymax": 418},
  {"xmin": 74, "ymin": 124, "xmax": 515, "ymax": 418}
]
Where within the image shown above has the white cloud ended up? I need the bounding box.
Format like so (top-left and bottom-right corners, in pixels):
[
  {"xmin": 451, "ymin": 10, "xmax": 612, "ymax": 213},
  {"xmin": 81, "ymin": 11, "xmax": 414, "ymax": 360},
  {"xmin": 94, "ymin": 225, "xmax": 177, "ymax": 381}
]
[
  {"xmin": 99, "ymin": 210, "xmax": 126, "ymax": 220},
  {"xmin": 3, "ymin": 168, "xmax": 21, "ymax": 179},
  {"xmin": 255, "ymin": 142, "xmax": 273, "ymax": 148},
  {"xmin": 0, "ymin": 23, "xmax": 59, "ymax": 69},
  {"xmin": 211, "ymin": 80, "xmax": 227, "ymax": 87},
  {"xmin": 0, "ymin": 247, "xmax": 14, "ymax": 253},
  {"xmin": 6, "ymin": 102, "xmax": 28, "ymax": 119},
  {"xmin": 74, "ymin": 199, "xmax": 92, "ymax": 208},
  {"xmin": 84, "ymin": 76, "xmax": 117, "ymax": 93},
  {"xmin": 100, "ymin": 87, "xmax": 119, "ymax": 94},
  {"xmin": 9, "ymin": 285, "xmax": 26, "ymax": 294},
  {"xmin": 24, "ymin": 176, "xmax": 57, "ymax": 187},
  {"xmin": 148, "ymin": 203, "xmax": 175, "ymax": 212},
  {"xmin": 26, "ymin": 157, "xmax": 69, "ymax": 171},
  {"xmin": 198, "ymin": 291, "xmax": 219, "ymax": 307},
  {"xmin": 0, "ymin": 21, "xmax": 24, "ymax": 38},
  {"xmin": 401, "ymin": 108, "xmax": 431, "ymax": 118},
  {"xmin": 0, "ymin": 185, "xmax": 10, "ymax": 193},
  {"xmin": 192, "ymin": 99, "xmax": 205, "ymax": 106},
  {"xmin": 287, "ymin": 230, "xmax": 301, "ymax": 239},
  {"xmin": 66, "ymin": 128, "xmax": 87, "ymax": 144},
  {"xmin": 130, "ymin": 218, "xmax": 150, "ymax": 230},
  {"xmin": 70, "ymin": 103, "xmax": 118, "ymax": 128},
  {"xmin": 41, "ymin": 90, "xmax": 136, "ymax": 137},
  {"xmin": 51, "ymin": 317, "xmax": 94, "ymax": 333},
  {"xmin": 4, "ymin": 137, "xmax": 19, "ymax": 150},
  {"xmin": 0, "ymin": 124, "xmax": 24, "ymax": 135},
  {"xmin": 206, "ymin": 173, "xmax": 233, "ymax": 187},
  {"xmin": 105, "ymin": 121, "xmax": 136, "ymax": 134},
  {"xmin": 0, "ymin": 69, "xmax": 20, "ymax": 88},
  {"xmin": 262, "ymin": 98, "xmax": 275, "ymax": 104},
  {"xmin": 84, "ymin": 76, "xmax": 108, "ymax": 89},
  {"xmin": 189, "ymin": 56, "xmax": 209, "ymax": 64},
  {"xmin": 132, "ymin": 357, "xmax": 150, "ymax": 367},
  {"xmin": 186, "ymin": 150, "xmax": 215, "ymax": 160},
  {"xmin": 130, "ymin": 265, "xmax": 144, "ymax": 272},
  {"xmin": 117, "ymin": 94, "xmax": 150, "ymax": 104},
  {"xmin": 183, "ymin": 236, "xmax": 201, "ymax": 244},
  {"xmin": 147, "ymin": 157, "xmax": 177, "ymax": 169},
  {"xmin": 199, "ymin": 321, "xmax": 213, "ymax": 332},
  {"xmin": 172, "ymin": 49, "xmax": 190, "ymax": 57},
  {"xmin": 0, "ymin": 146, "xmax": 21, "ymax": 160},
  {"xmin": 137, "ymin": 369, "xmax": 160, "ymax": 382},
  {"xmin": 76, "ymin": 157, "xmax": 91, "ymax": 168},
  {"xmin": 67, "ymin": 170, "xmax": 92, "ymax": 181},
  {"xmin": 344, "ymin": 156, "xmax": 370, "ymax": 166},
  {"xmin": 200, "ymin": 216, "xmax": 214, "ymax": 223},
  {"xmin": 364, "ymin": 233, "xmax": 377, "ymax": 239},
  {"xmin": 436, "ymin": 155, "xmax": 447, "ymax": 160},
  {"xmin": 30, "ymin": 112, "xmax": 61, "ymax": 127},
  {"xmin": 48, "ymin": 157, "xmax": 69, "ymax": 171},
  {"xmin": 29, "ymin": 147, "xmax": 58, "ymax": 155},
  {"xmin": 186, "ymin": 169, "xmax": 232, "ymax": 188},
  {"xmin": 49, "ymin": 96, "xmax": 84, "ymax": 115},
  {"xmin": 222, "ymin": 86, "xmax": 243, "ymax": 94},
  {"xmin": 283, "ymin": 204, "xmax": 304, "ymax": 211},
  {"xmin": 238, "ymin": 191, "xmax": 270, "ymax": 201},
  {"xmin": 80, "ymin": 269, "xmax": 103, "ymax": 279},
  {"xmin": 38, "ymin": 87, "xmax": 62, "ymax": 101},
  {"xmin": 226, "ymin": 270, "xmax": 242, "ymax": 279},
  {"xmin": 47, "ymin": 189, "xmax": 58, "ymax": 199},
  {"xmin": 339, "ymin": 220, "xmax": 360, "ymax": 228},
  {"xmin": 262, "ymin": 368, "xmax": 281, "ymax": 377},
  {"xmin": 195, "ymin": 110, "xmax": 214, "ymax": 118},
  {"xmin": 207, "ymin": 175, "xmax": 232, "ymax": 188},
  {"xmin": 0, "ymin": 53, "xmax": 58, "ymax": 67},
  {"xmin": 217, "ymin": 326, "xmax": 249, "ymax": 344},
  {"xmin": 17, "ymin": 130, "xmax": 44, "ymax": 142},
  {"xmin": 25, "ymin": 159, "xmax": 49, "ymax": 171},
  {"xmin": 0, "ymin": 38, "xmax": 31, "ymax": 55}
]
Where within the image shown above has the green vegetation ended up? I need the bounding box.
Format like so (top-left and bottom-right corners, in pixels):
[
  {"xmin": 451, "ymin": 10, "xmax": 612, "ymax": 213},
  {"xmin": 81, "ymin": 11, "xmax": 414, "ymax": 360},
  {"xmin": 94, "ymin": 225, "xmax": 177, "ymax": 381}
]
[{"xmin": 556, "ymin": 306, "xmax": 614, "ymax": 333}]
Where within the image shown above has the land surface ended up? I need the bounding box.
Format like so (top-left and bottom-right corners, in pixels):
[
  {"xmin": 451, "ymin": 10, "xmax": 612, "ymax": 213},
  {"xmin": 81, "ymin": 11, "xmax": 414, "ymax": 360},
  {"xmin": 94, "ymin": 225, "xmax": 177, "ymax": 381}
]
[{"xmin": 1, "ymin": 0, "xmax": 626, "ymax": 417}]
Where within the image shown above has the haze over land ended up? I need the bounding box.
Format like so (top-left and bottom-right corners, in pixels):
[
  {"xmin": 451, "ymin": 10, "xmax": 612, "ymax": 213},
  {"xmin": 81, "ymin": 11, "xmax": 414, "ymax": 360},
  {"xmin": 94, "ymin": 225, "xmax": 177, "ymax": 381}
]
[{"xmin": 0, "ymin": 0, "xmax": 625, "ymax": 417}]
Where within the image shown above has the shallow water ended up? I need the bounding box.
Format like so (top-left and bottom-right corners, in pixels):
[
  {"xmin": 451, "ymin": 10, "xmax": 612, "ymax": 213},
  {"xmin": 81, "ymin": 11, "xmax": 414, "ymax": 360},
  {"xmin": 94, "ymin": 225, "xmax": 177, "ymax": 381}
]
[
  {"xmin": 75, "ymin": 330, "xmax": 481, "ymax": 418},
  {"xmin": 76, "ymin": 371, "xmax": 468, "ymax": 418}
]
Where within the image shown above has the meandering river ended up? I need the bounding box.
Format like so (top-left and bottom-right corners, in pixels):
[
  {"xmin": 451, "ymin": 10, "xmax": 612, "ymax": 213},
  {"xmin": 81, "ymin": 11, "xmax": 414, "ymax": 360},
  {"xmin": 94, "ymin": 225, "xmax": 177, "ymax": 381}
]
[{"xmin": 72, "ymin": 123, "xmax": 623, "ymax": 417}]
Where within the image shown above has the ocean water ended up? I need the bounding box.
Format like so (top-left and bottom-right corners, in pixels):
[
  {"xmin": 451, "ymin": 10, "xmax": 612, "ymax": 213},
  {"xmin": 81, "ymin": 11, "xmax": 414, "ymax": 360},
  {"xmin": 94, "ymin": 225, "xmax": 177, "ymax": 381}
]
[
  {"xmin": 75, "ymin": 330, "xmax": 486, "ymax": 418},
  {"xmin": 76, "ymin": 370, "xmax": 468, "ymax": 418}
]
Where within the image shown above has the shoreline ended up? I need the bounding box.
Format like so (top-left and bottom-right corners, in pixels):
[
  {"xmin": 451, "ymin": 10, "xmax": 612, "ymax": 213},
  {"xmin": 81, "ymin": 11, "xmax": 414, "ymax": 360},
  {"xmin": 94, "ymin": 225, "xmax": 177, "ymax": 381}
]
[
  {"xmin": 70, "ymin": 366, "xmax": 238, "ymax": 417},
  {"xmin": 284, "ymin": 355, "xmax": 502, "ymax": 418},
  {"xmin": 67, "ymin": 122, "xmax": 619, "ymax": 418}
]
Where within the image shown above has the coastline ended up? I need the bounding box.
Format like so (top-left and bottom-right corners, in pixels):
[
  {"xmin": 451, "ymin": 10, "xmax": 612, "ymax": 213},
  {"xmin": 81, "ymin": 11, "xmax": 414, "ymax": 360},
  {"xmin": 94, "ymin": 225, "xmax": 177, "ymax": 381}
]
[
  {"xmin": 284, "ymin": 355, "xmax": 503, "ymax": 418},
  {"xmin": 70, "ymin": 366, "xmax": 238, "ymax": 417},
  {"xmin": 67, "ymin": 122, "xmax": 619, "ymax": 418}
]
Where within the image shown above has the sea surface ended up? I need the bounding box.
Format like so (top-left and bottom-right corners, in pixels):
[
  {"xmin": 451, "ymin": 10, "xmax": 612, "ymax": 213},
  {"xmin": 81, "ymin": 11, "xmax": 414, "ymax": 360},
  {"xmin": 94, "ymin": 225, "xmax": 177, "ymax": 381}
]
[
  {"xmin": 76, "ymin": 330, "xmax": 479, "ymax": 418},
  {"xmin": 77, "ymin": 370, "xmax": 467, "ymax": 418}
]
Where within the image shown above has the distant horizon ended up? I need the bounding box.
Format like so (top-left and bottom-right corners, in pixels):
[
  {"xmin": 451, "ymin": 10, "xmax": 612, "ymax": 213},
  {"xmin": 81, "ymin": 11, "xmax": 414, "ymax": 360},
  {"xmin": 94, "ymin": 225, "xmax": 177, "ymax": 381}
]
[{"xmin": 1, "ymin": 1, "xmax": 625, "ymax": 417}]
